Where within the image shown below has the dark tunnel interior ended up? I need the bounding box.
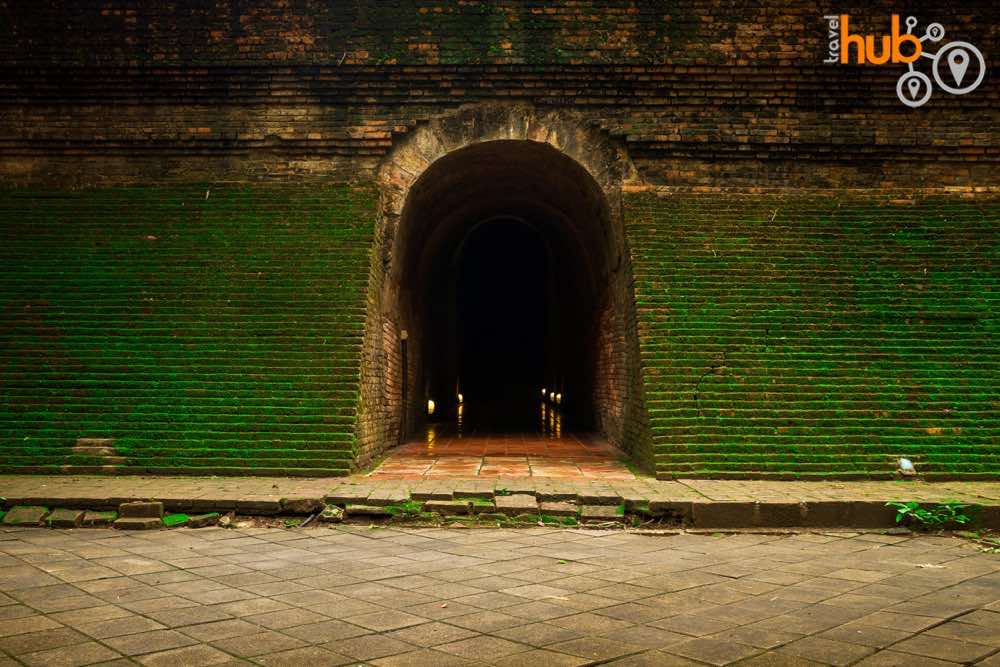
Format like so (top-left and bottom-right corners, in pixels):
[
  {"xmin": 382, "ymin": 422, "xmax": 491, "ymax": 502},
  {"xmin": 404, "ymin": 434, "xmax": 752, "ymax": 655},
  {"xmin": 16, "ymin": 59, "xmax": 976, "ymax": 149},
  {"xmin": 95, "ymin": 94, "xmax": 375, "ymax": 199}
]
[{"xmin": 395, "ymin": 140, "xmax": 614, "ymax": 435}]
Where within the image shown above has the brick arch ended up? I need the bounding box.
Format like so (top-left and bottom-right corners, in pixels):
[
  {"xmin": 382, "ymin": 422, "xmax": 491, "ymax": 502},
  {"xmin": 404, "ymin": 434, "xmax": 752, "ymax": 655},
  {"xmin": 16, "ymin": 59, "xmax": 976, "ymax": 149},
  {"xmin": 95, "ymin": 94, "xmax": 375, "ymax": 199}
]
[{"xmin": 355, "ymin": 103, "xmax": 650, "ymax": 471}]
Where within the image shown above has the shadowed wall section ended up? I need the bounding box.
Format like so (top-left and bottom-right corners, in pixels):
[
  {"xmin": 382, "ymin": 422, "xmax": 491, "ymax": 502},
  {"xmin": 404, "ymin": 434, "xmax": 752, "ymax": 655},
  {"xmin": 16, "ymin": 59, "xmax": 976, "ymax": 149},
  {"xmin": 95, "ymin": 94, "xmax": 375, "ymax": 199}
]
[{"xmin": 0, "ymin": 186, "xmax": 375, "ymax": 475}]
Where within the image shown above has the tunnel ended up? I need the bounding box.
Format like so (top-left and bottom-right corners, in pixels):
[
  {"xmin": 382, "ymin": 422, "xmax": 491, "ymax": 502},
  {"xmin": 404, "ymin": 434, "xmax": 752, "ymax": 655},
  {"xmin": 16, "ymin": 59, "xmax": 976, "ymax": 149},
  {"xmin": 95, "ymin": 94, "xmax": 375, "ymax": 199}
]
[{"xmin": 392, "ymin": 139, "xmax": 623, "ymax": 441}]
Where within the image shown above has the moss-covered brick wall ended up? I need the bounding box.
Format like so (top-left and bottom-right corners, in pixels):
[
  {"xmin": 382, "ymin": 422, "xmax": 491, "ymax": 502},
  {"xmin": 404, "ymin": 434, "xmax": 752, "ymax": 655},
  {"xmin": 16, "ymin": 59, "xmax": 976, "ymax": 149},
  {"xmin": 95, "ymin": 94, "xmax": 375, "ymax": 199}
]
[
  {"xmin": 626, "ymin": 193, "xmax": 999, "ymax": 479},
  {"xmin": 0, "ymin": 185, "xmax": 375, "ymax": 475}
]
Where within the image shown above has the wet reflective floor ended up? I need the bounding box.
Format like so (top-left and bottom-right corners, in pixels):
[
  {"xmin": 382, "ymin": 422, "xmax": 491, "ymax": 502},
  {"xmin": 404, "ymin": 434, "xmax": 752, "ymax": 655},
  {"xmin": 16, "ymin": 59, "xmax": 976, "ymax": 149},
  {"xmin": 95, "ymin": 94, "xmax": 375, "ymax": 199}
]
[{"xmin": 368, "ymin": 401, "xmax": 635, "ymax": 480}]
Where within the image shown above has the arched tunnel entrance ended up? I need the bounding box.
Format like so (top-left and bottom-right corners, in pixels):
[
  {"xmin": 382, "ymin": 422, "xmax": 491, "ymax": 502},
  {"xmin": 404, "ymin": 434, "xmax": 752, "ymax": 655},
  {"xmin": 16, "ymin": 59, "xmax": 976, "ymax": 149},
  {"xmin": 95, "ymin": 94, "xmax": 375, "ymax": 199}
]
[
  {"xmin": 363, "ymin": 132, "xmax": 645, "ymax": 478},
  {"xmin": 401, "ymin": 140, "xmax": 611, "ymax": 432}
]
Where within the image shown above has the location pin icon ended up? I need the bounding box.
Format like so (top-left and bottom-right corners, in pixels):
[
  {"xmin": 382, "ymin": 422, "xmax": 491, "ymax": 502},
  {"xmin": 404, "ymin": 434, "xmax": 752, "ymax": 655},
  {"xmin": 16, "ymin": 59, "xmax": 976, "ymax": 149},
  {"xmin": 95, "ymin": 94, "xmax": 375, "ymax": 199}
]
[
  {"xmin": 948, "ymin": 49, "xmax": 970, "ymax": 86},
  {"xmin": 907, "ymin": 77, "xmax": 921, "ymax": 99}
]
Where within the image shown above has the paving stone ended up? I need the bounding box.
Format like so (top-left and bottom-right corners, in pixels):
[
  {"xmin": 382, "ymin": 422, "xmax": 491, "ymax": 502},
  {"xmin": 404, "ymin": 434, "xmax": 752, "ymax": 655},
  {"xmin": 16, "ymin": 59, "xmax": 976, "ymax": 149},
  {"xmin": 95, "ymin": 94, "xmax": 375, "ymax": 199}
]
[
  {"xmin": 103, "ymin": 629, "xmax": 198, "ymax": 656},
  {"xmin": 576, "ymin": 490, "xmax": 622, "ymax": 506},
  {"xmin": 548, "ymin": 637, "xmax": 638, "ymax": 661},
  {"xmin": 162, "ymin": 513, "xmax": 189, "ymax": 528},
  {"xmin": 137, "ymin": 644, "xmax": 235, "ymax": 667},
  {"xmin": 535, "ymin": 490, "xmax": 578, "ymax": 502},
  {"xmin": 344, "ymin": 610, "xmax": 426, "ymax": 632},
  {"xmin": 370, "ymin": 647, "xmax": 475, "ymax": 667},
  {"xmin": 210, "ymin": 630, "xmax": 306, "ymax": 658},
  {"xmin": 2, "ymin": 506, "xmax": 49, "ymax": 526},
  {"xmin": 46, "ymin": 508, "xmax": 85, "ymax": 528},
  {"xmin": 889, "ymin": 634, "xmax": 995, "ymax": 663},
  {"xmin": 344, "ymin": 504, "xmax": 392, "ymax": 517},
  {"xmin": 437, "ymin": 635, "xmax": 530, "ymax": 660},
  {"xmin": 410, "ymin": 490, "xmax": 454, "ymax": 501},
  {"xmin": 235, "ymin": 499, "xmax": 282, "ymax": 514},
  {"xmin": 539, "ymin": 501, "xmax": 578, "ymax": 517},
  {"xmin": 325, "ymin": 487, "xmax": 372, "ymax": 504},
  {"xmin": 388, "ymin": 621, "xmax": 477, "ymax": 647},
  {"xmin": 495, "ymin": 494, "xmax": 539, "ymax": 515},
  {"xmin": 2, "ymin": 519, "xmax": 998, "ymax": 667},
  {"xmin": 580, "ymin": 505, "xmax": 623, "ymax": 522},
  {"xmin": 80, "ymin": 510, "xmax": 117, "ymax": 527},
  {"xmin": 113, "ymin": 517, "xmax": 162, "ymax": 530},
  {"xmin": 366, "ymin": 489, "xmax": 410, "ymax": 506},
  {"xmin": 331, "ymin": 634, "xmax": 416, "ymax": 660},
  {"xmin": 666, "ymin": 636, "xmax": 762, "ymax": 665},
  {"xmin": 423, "ymin": 500, "xmax": 471, "ymax": 515},
  {"xmin": 454, "ymin": 488, "xmax": 494, "ymax": 499},
  {"xmin": 255, "ymin": 646, "xmax": 354, "ymax": 667},
  {"xmin": 20, "ymin": 641, "xmax": 121, "ymax": 667},
  {"xmin": 777, "ymin": 636, "xmax": 875, "ymax": 665},
  {"xmin": 119, "ymin": 501, "xmax": 163, "ymax": 518},
  {"xmin": 494, "ymin": 648, "xmax": 589, "ymax": 667}
]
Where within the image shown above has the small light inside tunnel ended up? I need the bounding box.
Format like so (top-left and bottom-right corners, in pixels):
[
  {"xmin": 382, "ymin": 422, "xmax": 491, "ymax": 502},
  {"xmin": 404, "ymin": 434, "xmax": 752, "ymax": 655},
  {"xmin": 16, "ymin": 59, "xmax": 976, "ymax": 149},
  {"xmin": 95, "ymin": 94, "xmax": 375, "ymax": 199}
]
[
  {"xmin": 427, "ymin": 399, "xmax": 435, "ymax": 416},
  {"xmin": 549, "ymin": 392, "xmax": 555, "ymax": 402},
  {"xmin": 542, "ymin": 387, "xmax": 547, "ymax": 398},
  {"xmin": 457, "ymin": 393, "xmax": 464, "ymax": 404},
  {"xmin": 556, "ymin": 393, "xmax": 562, "ymax": 404}
]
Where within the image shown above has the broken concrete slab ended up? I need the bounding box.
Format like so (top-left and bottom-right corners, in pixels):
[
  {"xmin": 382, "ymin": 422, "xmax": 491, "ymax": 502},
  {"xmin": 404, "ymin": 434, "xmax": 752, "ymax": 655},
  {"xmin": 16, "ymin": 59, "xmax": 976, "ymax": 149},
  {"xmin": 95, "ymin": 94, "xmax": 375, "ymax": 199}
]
[
  {"xmin": 119, "ymin": 501, "xmax": 163, "ymax": 518},
  {"xmin": 344, "ymin": 504, "xmax": 392, "ymax": 518},
  {"xmin": 325, "ymin": 487, "xmax": 372, "ymax": 505},
  {"xmin": 410, "ymin": 490, "xmax": 454, "ymax": 501},
  {"xmin": 577, "ymin": 490, "xmax": 623, "ymax": 506},
  {"xmin": 539, "ymin": 501, "xmax": 578, "ymax": 517},
  {"xmin": 46, "ymin": 508, "xmax": 85, "ymax": 528},
  {"xmin": 2, "ymin": 506, "xmax": 50, "ymax": 526},
  {"xmin": 423, "ymin": 500, "xmax": 471, "ymax": 515},
  {"xmin": 365, "ymin": 489, "xmax": 410, "ymax": 507},
  {"xmin": 82, "ymin": 510, "xmax": 117, "ymax": 527},
  {"xmin": 236, "ymin": 499, "xmax": 282, "ymax": 514},
  {"xmin": 580, "ymin": 505, "xmax": 623, "ymax": 522},
  {"xmin": 495, "ymin": 494, "xmax": 539, "ymax": 515},
  {"xmin": 113, "ymin": 517, "xmax": 162, "ymax": 530}
]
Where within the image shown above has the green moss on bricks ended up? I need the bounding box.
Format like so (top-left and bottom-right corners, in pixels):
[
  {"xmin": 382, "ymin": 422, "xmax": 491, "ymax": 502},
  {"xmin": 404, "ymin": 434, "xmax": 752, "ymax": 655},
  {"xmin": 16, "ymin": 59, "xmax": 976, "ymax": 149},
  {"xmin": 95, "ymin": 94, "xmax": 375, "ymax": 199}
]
[
  {"xmin": 626, "ymin": 193, "xmax": 1000, "ymax": 479},
  {"xmin": 0, "ymin": 185, "xmax": 377, "ymax": 475}
]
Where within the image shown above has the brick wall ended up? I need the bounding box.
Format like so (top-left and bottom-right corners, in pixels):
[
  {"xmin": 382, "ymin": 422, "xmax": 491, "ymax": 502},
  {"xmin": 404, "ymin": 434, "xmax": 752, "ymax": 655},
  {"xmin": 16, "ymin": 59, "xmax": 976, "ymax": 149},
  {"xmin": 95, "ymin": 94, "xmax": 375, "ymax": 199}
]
[
  {"xmin": 627, "ymin": 192, "xmax": 999, "ymax": 479},
  {"xmin": 0, "ymin": 0, "xmax": 998, "ymax": 476},
  {"xmin": 1, "ymin": 1, "xmax": 998, "ymax": 190},
  {"xmin": 0, "ymin": 186, "xmax": 375, "ymax": 475}
]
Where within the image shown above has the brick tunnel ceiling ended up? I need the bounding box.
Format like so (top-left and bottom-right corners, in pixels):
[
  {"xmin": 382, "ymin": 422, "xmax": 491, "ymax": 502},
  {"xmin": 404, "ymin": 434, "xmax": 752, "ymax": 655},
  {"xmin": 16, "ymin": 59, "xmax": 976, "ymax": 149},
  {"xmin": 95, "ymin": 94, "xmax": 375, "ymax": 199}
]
[{"xmin": 398, "ymin": 140, "xmax": 614, "ymax": 430}]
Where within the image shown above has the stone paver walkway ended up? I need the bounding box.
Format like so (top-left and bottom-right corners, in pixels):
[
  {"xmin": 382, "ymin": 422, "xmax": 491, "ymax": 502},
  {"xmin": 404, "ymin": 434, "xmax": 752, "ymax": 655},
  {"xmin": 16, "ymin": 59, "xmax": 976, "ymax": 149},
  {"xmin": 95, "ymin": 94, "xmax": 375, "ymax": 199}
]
[
  {"xmin": 4, "ymin": 476, "xmax": 1000, "ymax": 528},
  {"xmin": 0, "ymin": 526, "xmax": 998, "ymax": 666},
  {"xmin": 370, "ymin": 430, "xmax": 634, "ymax": 480}
]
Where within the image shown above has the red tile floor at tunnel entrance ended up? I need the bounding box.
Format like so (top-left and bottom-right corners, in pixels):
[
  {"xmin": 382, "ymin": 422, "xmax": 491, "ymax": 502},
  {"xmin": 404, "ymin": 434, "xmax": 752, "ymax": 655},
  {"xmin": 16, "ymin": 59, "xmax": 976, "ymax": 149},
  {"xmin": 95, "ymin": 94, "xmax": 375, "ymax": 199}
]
[
  {"xmin": 368, "ymin": 428, "xmax": 635, "ymax": 479},
  {"xmin": 368, "ymin": 400, "xmax": 635, "ymax": 480}
]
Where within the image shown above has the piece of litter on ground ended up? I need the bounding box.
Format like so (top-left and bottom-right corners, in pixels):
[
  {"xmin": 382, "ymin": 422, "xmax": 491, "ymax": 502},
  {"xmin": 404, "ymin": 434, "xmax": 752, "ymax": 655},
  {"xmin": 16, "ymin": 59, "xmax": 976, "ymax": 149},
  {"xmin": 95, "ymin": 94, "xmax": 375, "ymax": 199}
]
[{"xmin": 915, "ymin": 563, "xmax": 945, "ymax": 569}]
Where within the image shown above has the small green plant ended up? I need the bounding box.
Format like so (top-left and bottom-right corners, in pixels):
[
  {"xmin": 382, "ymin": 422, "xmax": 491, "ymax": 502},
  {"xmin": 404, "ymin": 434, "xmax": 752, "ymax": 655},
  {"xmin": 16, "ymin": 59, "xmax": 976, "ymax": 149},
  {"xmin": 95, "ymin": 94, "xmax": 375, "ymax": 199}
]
[
  {"xmin": 886, "ymin": 501, "xmax": 975, "ymax": 529},
  {"xmin": 495, "ymin": 488, "xmax": 512, "ymax": 496}
]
